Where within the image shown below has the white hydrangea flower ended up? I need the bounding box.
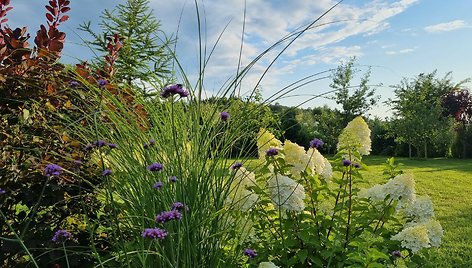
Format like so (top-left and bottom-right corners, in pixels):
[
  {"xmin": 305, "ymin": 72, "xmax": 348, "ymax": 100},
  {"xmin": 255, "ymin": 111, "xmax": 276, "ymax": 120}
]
[
  {"xmin": 424, "ymin": 219, "xmax": 443, "ymax": 248},
  {"xmin": 337, "ymin": 116, "xmax": 371, "ymax": 156},
  {"xmin": 226, "ymin": 167, "xmax": 258, "ymax": 210},
  {"xmin": 257, "ymin": 128, "xmax": 282, "ymax": 159},
  {"xmin": 384, "ymin": 174, "xmax": 416, "ymax": 209},
  {"xmin": 394, "ymin": 219, "xmax": 444, "ymax": 253},
  {"xmin": 306, "ymin": 148, "xmax": 325, "ymax": 176},
  {"xmin": 268, "ymin": 174, "xmax": 306, "ymax": 212},
  {"xmin": 258, "ymin": 262, "xmax": 280, "ymax": 268},
  {"xmin": 319, "ymin": 156, "xmax": 333, "ymax": 181},
  {"xmin": 391, "ymin": 224, "xmax": 431, "ymax": 253},
  {"xmin": 358, "ymin": 184, "xmax": 386, "ymax": 203},
  {"xmin": 404, "ymin": 196, "xmax": 435, "ymax": 222},
  {"xmin": 284, "ymin": 140, "xmax": 311, "ymax": 179}
]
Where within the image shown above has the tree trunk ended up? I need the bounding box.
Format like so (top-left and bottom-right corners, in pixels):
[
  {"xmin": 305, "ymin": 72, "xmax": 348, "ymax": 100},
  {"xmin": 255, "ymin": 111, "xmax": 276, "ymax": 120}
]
[
  {"xmin": 408, "ymin": 143, "xmax": 412, "ymax": 159},
  {"xmin": 424, "ymin": 141, "xmax": 428, "ymax": 159},
  {"xmin": 463, "ymin": 137, "xmax": 467, "ymax": 159}
]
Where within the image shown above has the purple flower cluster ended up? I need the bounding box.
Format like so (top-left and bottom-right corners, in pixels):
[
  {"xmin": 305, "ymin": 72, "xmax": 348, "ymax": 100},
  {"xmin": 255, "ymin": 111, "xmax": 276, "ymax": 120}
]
[
  {"xmin": 97, "ymin": 78, "xmax": 108, "ymax": 87},
  {"xmin": 243, "ymin": 248, "xmax": 257, "ymax": 259},
  {"xmin": 171, "ymin": 202, "xmax": 189, "ymax": 212},
  {"xmin": 231, "ymin": 162, "xmax": 243, "ymax": 170},
  {"xmin": 148, "ymin": 163, "xmax": 163, "ymax": 172},
  {"xmin": 309, "ymin": 138, "xmax": 324, "ymax": 149},
  {"xmin": 155, "ymin": 210, "xmax": 182, "ymax": 223},
  {"xmin": 265, "ymin": 148, "xmax": 279, "ymax": 157},
  {"xmin": 169, "ymin": 176, "xmax": 178, "ymax": 183},
  {"xmin": 84, "ymin": 140, "xmax": 117, "ymax": 151},
  {"xmin": 153, "ymin": 181, "xmax": 163, "ymax": 190},
  {"xmin": 342, "ymin": 159, "xmax": 352, "ymax": 167},
  {"xmin": 103, "ymin": 169, "xmax": 113, "ymax": 176},
  {"xmin": 0, "ymin": 188, "xmax": 6, "ymax": 195},
  {"xmin": 353, "ymin": 162, "xmax": 361, "ymax": 169},
  {"xmin": 161, "ymin": 84, "xmax": 189, "ymax": 98},
  {"xmin": 44, "ymin": 164, "xmax": 63, "ymax": 177},
  {"xmin": 142, "ymin": 227, "xmax": 168, "ymax": 240},
  {"xmin": 51, "ymin": 229, "xmax": 72, "ymax": 243},
  {"xmin": 391, "ymin": 250, "xmax": 402, "ymax": 258},
  {"xmin": 69, "ymin": 80, "xmax": 79, "ymax": 88},
  {"xmin": 220, "ymin": 111, "xmax": 230, "ymax": 122}
]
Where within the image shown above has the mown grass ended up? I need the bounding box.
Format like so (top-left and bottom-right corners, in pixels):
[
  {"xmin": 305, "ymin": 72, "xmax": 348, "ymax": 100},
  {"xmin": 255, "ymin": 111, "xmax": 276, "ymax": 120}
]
[{"xmin": 362, "ymin": 156, "xmax": 472, "ymax": 268}]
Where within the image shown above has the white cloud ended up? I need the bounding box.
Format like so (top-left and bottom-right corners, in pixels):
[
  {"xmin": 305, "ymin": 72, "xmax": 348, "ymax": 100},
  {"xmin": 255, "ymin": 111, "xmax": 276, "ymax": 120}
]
[
  {"xmin": 424, "ymin": 20, "xmax": 467, "ymax": 33},
  {"xmin": 386, "ymin": 48, "xmax": 415, "ymax": 55}
]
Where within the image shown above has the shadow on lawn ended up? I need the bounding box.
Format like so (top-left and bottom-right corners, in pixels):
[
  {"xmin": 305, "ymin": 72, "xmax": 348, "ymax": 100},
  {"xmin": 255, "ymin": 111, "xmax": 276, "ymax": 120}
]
[{"xmin": 363, "ymin": 156, "xmax": 472, "ymax": 174}]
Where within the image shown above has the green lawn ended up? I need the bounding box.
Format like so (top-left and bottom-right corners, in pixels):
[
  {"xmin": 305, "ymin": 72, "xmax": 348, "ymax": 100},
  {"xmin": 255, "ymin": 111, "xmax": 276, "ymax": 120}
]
[{"xmin": 362, "ymin": 156, "xmax": 472, "ymax": 267}]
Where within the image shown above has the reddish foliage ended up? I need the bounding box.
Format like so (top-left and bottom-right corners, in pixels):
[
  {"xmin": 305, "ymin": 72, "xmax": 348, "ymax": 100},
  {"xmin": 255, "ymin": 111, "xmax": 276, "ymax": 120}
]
[{"xmin": 442, "ymin": 88, "xmax": 472, "ymax": 124}]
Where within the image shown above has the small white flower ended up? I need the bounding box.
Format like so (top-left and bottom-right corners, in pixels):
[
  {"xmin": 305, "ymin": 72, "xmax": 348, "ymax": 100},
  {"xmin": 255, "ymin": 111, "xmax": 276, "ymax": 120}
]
[{"xmin": 258, "ymin": 262, "xmax": 280, "ymax": 268}]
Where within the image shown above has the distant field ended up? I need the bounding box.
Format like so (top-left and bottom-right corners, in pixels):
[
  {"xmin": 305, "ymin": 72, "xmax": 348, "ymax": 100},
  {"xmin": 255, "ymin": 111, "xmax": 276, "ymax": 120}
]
[{"xmin": 362, "ymin": 156, "xmax": 472, "ymax": 267}]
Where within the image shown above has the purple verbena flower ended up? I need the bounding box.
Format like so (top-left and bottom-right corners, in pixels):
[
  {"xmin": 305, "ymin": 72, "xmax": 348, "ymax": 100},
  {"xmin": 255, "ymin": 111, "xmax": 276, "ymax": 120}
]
[
  {"xmin": 171, "ymin": 202, "xmax": 188, "ymax": 212},
  {"xmin": 342, "ymin": 159, "xmax": 352, "ymax": 167},
  {"xmin": 161, "ymin": 84, "xmax": 188, "ymax": 98},
  {"xmin": 243, "ymin": 248, "xmax": 257, "ymax": 259},
  {"xmin": 44, "ymin": 164, "xmax": 63, "ymax": 177},
  {"xmin": 52, "ymin": 229, "xmax": 72, "ymax": 243},
  {"xmin": 266, "ymin": 147, "xmax": 279, "ymax": 157},
  {"xmin": 141, "ymin": 228, "xmax": 168, "ymax": 240},
  {"xmin": 107, "ymin": 143, "xmax": 117, "ymax": 149},
  {"xmin": 97, "ymin": 78, "xmax": 108, "ymax": 87},
  {"xmin": 103, "ymin": 169, "xmax": 113, "ymax": 176},
  {"xmin": 309, "ymin": 138, "xmax": 324, "ymax": 149},
  {"xmin": 220, "ymin": 111, "xmax": 230, "ymax": 122},
  {"xmin": 353, "ymin": 162, "xmax": 361, "ymax": 169},
  {"xmin": 149, "ymin": 139, "xmax": 156, "ymax": 146},
  {"xmin": 0, "ymin": 188, "xmax": 6, "ymax": 195},
  {"xmin": 73, "ymin": 160, "xmax": 82, "ymax": 166},
  {"xmin": 93, "ymin": 140, "xmax": 107, "ymax": 148},
  {"xmin": 231, "ymin": 162, "xmax": 243, "ymax": 170},
  {"xmin": 143, "ymin": 143, "xmax": 149, "ymax": 149},
  {"xmin": 155, "ymin": 210, "xmax": 182, "ymax": 223},
  {"xmin": 169, "ymin": 176, "xmax": 178, "ymax": 183},
  {"xmin": 148, "ymin": 163, "xmax": 163, "ymax": 172},
  {"xmin": 391, "ymin": 250, "xmax": 402, "ymax": 258},
  {"xmin": 153, "ymin": 181, "xmax": 163, "ymax": 190},
  {"xmin": 69, "ymin": 80, "xmax": 79, "ymax": 88}
]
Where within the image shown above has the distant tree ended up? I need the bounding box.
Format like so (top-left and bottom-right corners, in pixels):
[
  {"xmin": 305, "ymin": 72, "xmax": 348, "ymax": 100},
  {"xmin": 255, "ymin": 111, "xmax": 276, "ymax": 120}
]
[
  {"xmin": 311, "ymin": 105, "xmax": 343, "ymax": 154},
  {"xmin": 330, "ymin": 57, "xmax": 379, "ymax": 125},
  {"xmin": 389, "ymin": 71, "xmax": 456, "ymax": 158},
  {"xmin": 441, "ymin": 87, "xmax": 472, "ymax": 158},
  {"xmin": 79, "ymin": 0, "xmax": 174, "ymax": 89}
]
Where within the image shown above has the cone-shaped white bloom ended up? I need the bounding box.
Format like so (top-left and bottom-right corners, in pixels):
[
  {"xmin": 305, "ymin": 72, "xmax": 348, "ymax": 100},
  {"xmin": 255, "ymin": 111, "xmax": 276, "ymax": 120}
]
[{"xmin": 337, "ymin": 116, "xmax": 371, "ymax": 156}]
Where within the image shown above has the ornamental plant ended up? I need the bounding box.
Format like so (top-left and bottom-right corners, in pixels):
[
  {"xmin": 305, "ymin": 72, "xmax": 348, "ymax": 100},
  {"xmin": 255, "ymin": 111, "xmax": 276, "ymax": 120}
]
[{"xmin": 225, "ymin": 116, "xmax": 443, "ymax": 267}]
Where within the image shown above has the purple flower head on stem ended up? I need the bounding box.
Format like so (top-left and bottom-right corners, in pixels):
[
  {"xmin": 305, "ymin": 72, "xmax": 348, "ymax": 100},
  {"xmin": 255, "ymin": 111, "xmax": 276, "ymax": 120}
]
[
  {"xmin": 169, "ymin": 176, "xmax": 178, "ymax": 183},
  {"xmin": 44, "ymin": 164, "xmax": 63, "ymax": 177},
  {"xmin": 148, "ymin": 163, "xmax": 163, "ymax": 172},
  {"xmin": 155, "ymin": 210, "xmax": 182, "ymax": 223},
  {"xmin": 141, "ymin": 228, "xmax": 168, "ymax": 239},
  {"xmin": 52, "ymin": 229, "xmax": 72, "ymax": 243},
  {"xmin": 342, "ymin": 159, "xmax": 352, "ymax": 167},
  {"xmin": 107, "ymin": 143, "xmax": 117, "ymax": 149},
  {"xmin": 231, "ymin": 162, "xmax": 243, "ymax": 170},
  {"xmin": 353, "ymin": 162, "xmax": 361, "ymax": 169},
  {"xmin": 149, "ymin": 139, "xmax": 155, "ymax": 146},
  {"xmin": 73, "ymin": 160, "xmax": 82, "ymax": 166},
  {"xmin": 171, "ymin": 202, "xmax": 189, "ymax": 212},
  {"xmin": 220, "ymin": 111, "xmax": 229, "ymax": 122},
  {"xmin": 391, "ymin": 250, "xmax": 402, "ymax": 258},
  {"xmin": 143, "ymin": 143, "xmax": 149, "ymax": 149},
  {"xmin": 69, "ymin": 80, "xmax": 79, "ymax": 88},
  {"xmin": 161, "ymin": 84, "xmax": 188, "ymax": 98},
  {"xmin": 153, "ymin": 181, "xmax": 163, "ymax": 190},
  {"xmin": 309, "ymin": 138, "xmax": 324, "ymax": 149},
  {"xmin": 97, "ymin": 78, "xmax": 108, "ymax": 87},
  {"xmin": 93, "ymin": 140, "xmax": 107, "ymax": 148},
  {"xmin": 243, "ymin": 248, "xmax": 257, "ymax": 259},
  {"xmin": 103, "ymin": 169, "xmax": 113, "ymax": 176},
  {"xmin": 266, "ymin": 147, "xmax": 279, "ymax": 157},
  {"xmin": 0, "ymin": 188, "xmax": 6, "ymax": 195}
]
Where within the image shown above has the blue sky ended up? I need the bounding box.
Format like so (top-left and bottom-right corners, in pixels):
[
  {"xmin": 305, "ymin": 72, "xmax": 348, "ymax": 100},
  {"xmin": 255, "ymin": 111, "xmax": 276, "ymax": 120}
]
[{"xmin": 7, "ymin": 0, "xmax": 472, "ymax": 117}]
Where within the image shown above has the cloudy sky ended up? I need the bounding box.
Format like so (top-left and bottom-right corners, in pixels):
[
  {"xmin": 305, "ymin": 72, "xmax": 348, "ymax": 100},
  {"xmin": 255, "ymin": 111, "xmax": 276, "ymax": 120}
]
[{"xmin": 6, "ymin": 0, "xmax": 472, "ymax": 117}]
